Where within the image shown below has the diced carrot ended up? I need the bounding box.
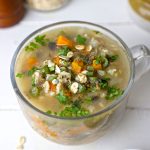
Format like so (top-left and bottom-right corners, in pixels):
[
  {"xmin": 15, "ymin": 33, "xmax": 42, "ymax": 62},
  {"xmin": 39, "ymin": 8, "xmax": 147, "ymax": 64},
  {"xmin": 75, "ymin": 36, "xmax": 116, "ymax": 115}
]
[
  {"xmin": 57, "ymin": 35, "xmax": 74, "ymax": 48},
  {"xmin": 50, "ymin": 83, "xmax": 56, "ymax": 92},
  {"xmin": 71, "ymin": 60, "xmax": 84, "ymax": 74},
  {"xmin": 77, "ymin": 61, "xmax": 84, "ymax": 67},
  {"xmin": 25, "ymin": 57, "xmax": 38, "ymax": 70},
  {"xmin": 92, "ymin": 60, "xmax": 102, "ymax": 70},
  {"xmin": 53, "ymin": 56, "xmax": 60, "ymax": 65}
]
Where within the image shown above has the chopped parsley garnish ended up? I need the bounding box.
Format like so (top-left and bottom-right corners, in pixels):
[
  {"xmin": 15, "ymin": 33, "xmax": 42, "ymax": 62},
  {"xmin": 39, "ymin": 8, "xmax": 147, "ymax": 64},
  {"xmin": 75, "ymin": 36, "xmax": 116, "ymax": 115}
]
[
  {"xmin": 28, "ymin": 67, "xmax": 38, "ymax": 76},
  {"xmin": 57, "ymin": 46, "xmax": 70, "ymax": 56},
  {"xmin": 95, "ymin": 55, "xmax": 103, "ymax": 64},
  {"xmin": 41, "ymin": 65, "xmax": 51, "ymax": 76},
  {"xmin": 59, "ymin": 103, "xmax": 89, "ymax": 117},
  {"xmin": 35, "ymin": 35, "xmax": 49, "ymax": 46},
  {"xmin": 25, "ymin": 34, "xmax": 48, "ymax": 52},
  {"xmin": 95, "ymin": 55, "xmax": 109, "ymax": 68},
  {"xmin": 76, "ymin": 34, "xmax": 86, "ymax": 44},
  {"xmin": 56, "ymin": 90, "xmax": 70, "ymax": 104},
  {"xmin": 31, "ymin": 86, "xmax": 41, "ymax": 97},
  {"xmin": 99, "ymin": 77, "xmax": 110, "ymax": 89},
  {"xmin": 16, "ymin": 73, "xmax": 24, "ymax": 78},
  {"xmin": 106, "ymin": 87, "xmax": 123, "ymax": 100},
  {"xmin": 78, "ymin": 84, "xmax": 86, "ymax": 93},
  {"xmin": 25, "ymin": 42, "xmax": 39, "ymax": 52},
  {"xmin": 107, "ymin": 55, "xmax": 119, "ymax": 62}
]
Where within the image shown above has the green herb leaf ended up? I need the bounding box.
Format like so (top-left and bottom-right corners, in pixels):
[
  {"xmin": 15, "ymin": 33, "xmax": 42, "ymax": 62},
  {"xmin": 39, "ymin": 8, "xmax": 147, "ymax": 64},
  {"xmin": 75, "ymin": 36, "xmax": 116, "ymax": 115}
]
[
  {"xmin": 106, "ymin": 87, "xmax": 123, "ymax": 100},
  {"xmin": 40, "ymin": 65, "xmax": 50, "ymax": 76},
  {"xmin": 107, "ymin": 55, "xmax": 119, "ymax": 62},
  {"xmin": 46, "ymin": 110, "xmax": 52, "ymax": 115},
  {"xmin": 25, "ymin": 45, "xmax": 34, "ymax": 52},
  {"xmin": 99, "ymin": 77, "xmax": 110, "ymax": 89},
  {"xmin": 56, "ymin": 90, "xmax": 69, "ymax": 104},
  {"xmin": 30, "ymin": 42, "xmax": 39, "ymax": 49},
  {"xmin": 31, "ymin": 76, "xmax": 35, "ymax": 86},
  {"xmin": 59, "ymin": 103, "xmax": 89, "ymax": 118},
  {"xmin": 28, "ymin": 67, "xmax": 38, "ymax": 76},
  {"xmin": 96, "ymin": 55, "xmax": 109, "ymax": 67},
  {"xmin": 16, "ymin": 73, "xmax": 24, "ymax": 78},
  {"xmin": 95, "ymin": 55, "xmax": 103, "ymax": 64},
  {"xmin": 72, "ymin": 100, "xmax": 81, "ymax": 108},
  {"xmin": 57, "ymin": 46, "xmax": 70, "ymax": 56},
  {"xmin": 35, "ymin": 35, "xmax": 48, "ymax": 46},
  {"xmin": 76, "ymin": 34, "xmax": 86, "ymax": 44},
  {"xmin": 31, "ymin": 86, "xmax": 40, "ymax": 97},
  {"xmin": 99, "ymin": 80, "xmax": 108, "ymax": 89},
  {"xmin": 103, "ymin": 57, "xmax": 109, "ymax": 68},
  {"xmin": 47, "ymin": 75, "xmax": 57, "ymax": 81},
  {"xmin": 49, "ymin": 66, "xmax": 55, "ymax": 72},
  {"xmin": 25, "ymin": 35, "xmax": 48, "ymax": 52},
  {"xmin": 78, "ymin": 84, "xmax": 86, "ymax": 93}
]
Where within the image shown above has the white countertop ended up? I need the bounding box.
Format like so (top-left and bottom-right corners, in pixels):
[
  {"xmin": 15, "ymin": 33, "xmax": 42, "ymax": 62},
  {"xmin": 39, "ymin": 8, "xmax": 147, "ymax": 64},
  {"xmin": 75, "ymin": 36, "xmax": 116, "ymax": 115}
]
[{"xmin": 0, "ymin": 0, "xmax": 150, "ymax": 149}]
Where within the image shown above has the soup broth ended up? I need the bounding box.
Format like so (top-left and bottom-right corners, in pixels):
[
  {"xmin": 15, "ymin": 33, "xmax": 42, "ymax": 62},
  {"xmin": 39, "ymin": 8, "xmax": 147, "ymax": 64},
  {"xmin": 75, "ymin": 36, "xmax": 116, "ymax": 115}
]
[{"xmin": 15, "ymin": 27, "xmax": 130, "ymax": 118}]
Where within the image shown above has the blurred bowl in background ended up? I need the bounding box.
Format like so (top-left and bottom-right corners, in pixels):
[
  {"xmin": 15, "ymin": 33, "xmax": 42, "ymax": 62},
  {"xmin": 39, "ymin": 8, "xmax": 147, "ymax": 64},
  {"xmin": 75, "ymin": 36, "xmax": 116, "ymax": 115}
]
[
  {"xmin": 128, "ymin": 0, "xmax": 150, "ymax": 32},
  {"xmin": 26, "ymin": 0, "xmax": 70, "ymax": 12}
]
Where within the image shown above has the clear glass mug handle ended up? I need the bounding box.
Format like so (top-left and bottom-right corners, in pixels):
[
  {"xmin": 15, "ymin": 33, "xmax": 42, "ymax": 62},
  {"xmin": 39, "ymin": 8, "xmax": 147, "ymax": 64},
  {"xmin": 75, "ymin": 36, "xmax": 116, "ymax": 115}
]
[{"xmin": 130, "ymin": 45, "xmax": 150, "ymax": 81}]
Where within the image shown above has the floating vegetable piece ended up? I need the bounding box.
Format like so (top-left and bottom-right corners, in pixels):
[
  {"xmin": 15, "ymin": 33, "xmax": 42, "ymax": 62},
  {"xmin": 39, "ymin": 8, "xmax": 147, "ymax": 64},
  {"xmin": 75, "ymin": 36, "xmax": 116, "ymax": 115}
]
[
  {"xmin": 57, "ymin": 35, "xmax": 74, "ymax": 48},
  {"xmin": 56, "ymin": 90, "xmax": 70, "ymax": 104},
  {"xmin": 71, "ymin": 60, "xmax": 84, "ymax": 74},
  {"xmin": 25, "ymin": 57, "xmax": 38, "ymax": 70},
  {"xmin": 92, "ymin": 60, "xmax": 102, "ymax": 70},
  {"xmin": 53, "ymin": 56, "xmax": 60, "ymax": 65},
  {"xmin": 76, "ymin": 34, "xmax": 86, "ymax": 45}
]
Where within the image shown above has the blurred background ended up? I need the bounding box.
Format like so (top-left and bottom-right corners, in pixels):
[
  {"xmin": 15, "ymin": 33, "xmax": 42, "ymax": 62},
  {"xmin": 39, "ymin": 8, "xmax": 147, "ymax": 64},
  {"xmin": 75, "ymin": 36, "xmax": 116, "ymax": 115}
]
[{"xmin": 0, "ymin": 0, "xmax": 150, "ymax": 30}]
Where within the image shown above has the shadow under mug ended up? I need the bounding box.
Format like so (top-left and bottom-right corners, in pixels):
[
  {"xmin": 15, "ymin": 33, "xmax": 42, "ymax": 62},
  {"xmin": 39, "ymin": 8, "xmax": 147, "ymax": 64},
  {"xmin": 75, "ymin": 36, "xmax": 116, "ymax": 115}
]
[{"xmin": 10, "ymin": 21, "xmax": 150, "ymax": 145}]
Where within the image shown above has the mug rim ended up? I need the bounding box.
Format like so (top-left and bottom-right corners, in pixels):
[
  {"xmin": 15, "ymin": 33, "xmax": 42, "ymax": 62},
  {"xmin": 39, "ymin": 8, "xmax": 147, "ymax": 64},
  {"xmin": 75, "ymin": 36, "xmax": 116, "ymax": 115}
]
[{"xmin": 10, "ymin": 21, "xmax": 134, "ymax": 120}]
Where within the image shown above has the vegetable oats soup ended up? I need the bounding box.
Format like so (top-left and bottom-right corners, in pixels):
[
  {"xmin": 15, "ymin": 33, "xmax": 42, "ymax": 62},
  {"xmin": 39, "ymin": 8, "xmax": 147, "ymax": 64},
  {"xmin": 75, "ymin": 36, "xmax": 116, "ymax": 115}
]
[{"xmin": 15, "ymin": 27, "xmax": 130, "ymax": 118}]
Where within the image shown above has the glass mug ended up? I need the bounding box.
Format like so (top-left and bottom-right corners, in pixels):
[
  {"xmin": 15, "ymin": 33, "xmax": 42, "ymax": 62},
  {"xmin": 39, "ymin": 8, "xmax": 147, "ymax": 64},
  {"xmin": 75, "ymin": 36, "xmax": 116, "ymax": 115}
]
[{"xmin": 10, "ymin": 21, "xmax": 150, "ymax": 145}]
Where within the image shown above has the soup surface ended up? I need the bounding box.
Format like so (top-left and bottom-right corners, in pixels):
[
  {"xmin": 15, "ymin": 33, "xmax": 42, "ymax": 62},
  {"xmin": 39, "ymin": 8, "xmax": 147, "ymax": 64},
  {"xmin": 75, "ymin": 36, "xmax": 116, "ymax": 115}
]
[{"xmin": 15, "ymin": 27, "xmax": 130, "ymax": 118}]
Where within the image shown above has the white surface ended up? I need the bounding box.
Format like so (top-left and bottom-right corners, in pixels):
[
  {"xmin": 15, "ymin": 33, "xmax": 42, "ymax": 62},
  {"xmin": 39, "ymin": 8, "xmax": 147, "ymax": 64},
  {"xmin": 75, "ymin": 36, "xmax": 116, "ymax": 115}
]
[{"xmin": 0, "ymin": 0, "xmax": 150, "ymax": 149}]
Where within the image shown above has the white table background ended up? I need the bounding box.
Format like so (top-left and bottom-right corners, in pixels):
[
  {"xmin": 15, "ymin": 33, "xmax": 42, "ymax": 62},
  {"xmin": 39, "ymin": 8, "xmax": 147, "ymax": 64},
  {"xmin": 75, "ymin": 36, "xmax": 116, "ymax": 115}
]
[{"xmin": 0, "ymin": 0, "xmax": 150, "ymax": 149}]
